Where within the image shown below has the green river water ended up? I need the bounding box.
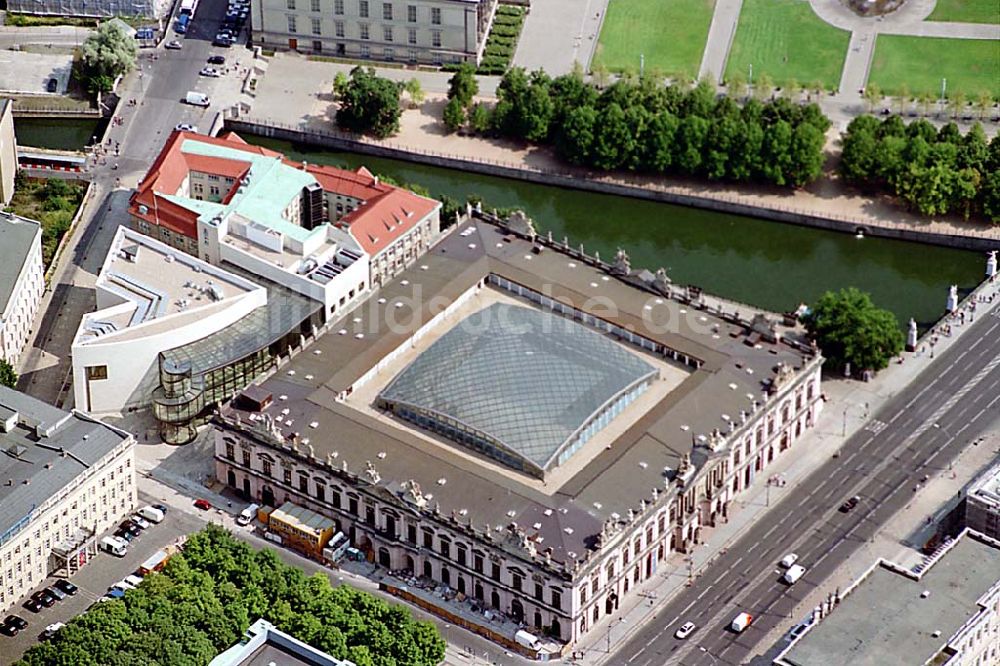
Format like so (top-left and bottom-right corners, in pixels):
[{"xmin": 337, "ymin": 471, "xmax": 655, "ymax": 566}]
[
  {"xmin": 13, "ymin": 117, "xmax": 105, "ymax": 151},
  {"xmin": 253, "ymin": 137, "xmax": 985, "ymax": 327}
]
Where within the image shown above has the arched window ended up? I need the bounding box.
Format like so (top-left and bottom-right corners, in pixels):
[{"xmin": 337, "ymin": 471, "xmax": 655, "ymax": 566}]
[
  {"xmin": 491, "ymin": 589, "xmax": 500, "ymax": 609},
  {"xmin": 423, "ymin": 560, "xmax": 432, "ymax": 578}
]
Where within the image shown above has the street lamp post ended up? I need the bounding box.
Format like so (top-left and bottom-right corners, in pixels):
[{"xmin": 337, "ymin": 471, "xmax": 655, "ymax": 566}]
[
  {"xmin": 940, "ymin": 78, "xmax": 947, "ymax": 113},
  {"xmin": 699, "ymin": 645, "xmax": 720, "ymax": 664}
]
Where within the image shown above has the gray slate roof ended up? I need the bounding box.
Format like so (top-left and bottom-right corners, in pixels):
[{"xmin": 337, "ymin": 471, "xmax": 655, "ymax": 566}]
[
  {"xmin": 0, "ymin": 387, "xmax": 132, "ymax": 545},
  {"xmin": 379, "ymin": 303, "xmax": 656, "ymax": 472},
  {"xmin": 779, "ymin": 531, "xmax": 1000, "ymax": 666},
  {"xmin": 0, "ymin": 212, "xmax": 41, "ymax": 317}
]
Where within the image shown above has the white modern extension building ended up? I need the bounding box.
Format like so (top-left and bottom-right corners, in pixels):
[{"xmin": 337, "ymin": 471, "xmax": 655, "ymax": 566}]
[{"xmin": 72, "ymin": 227, "xmax": 268, "ymax": 417}]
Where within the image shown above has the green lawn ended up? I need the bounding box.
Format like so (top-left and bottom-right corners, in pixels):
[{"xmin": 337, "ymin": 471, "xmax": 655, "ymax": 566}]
[
  {"xmin": 868, "ymin": 36, "xmax": 1000, "ymax": 98},
  {"xmin": 592, "ymin": 0, "xmax": 716, "ymax": 79},
  {"xmin": 724, "ymin": 0, "xmax": 850, "ymax": 91},
  {"xmin": 926, "ymin": 0, "xmax": 999, "ymax": 24}
]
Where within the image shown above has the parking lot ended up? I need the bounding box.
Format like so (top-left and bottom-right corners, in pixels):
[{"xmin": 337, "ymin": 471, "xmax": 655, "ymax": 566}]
[{"xmin": 0, "ymin": 500, "xmax": 206, "ymax": 666}]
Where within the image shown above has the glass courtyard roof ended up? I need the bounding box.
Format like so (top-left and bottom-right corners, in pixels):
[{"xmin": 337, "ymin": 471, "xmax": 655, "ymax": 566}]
[{"xmin": 378, "ymin": 303, "xmax": 657, "ymax": 473}]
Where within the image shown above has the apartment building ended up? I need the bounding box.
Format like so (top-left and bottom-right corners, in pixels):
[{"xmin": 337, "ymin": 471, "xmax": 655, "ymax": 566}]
[
  {"xmin": 251, "ymin": 0, "xmax": 498, "ymax": 64},
  {"xmin": 0, "ymin": 387, "xmax": 136, "ymax": 615},
  {"xmin": 0, "ymin": 211, "xmax": 44, "ymax": 369}
]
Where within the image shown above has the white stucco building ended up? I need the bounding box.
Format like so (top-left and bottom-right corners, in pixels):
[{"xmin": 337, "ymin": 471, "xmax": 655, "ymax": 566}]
[
  {"xmin": 0, "ymin": 211, "xmax": 44, "ymax": 371},
  {"xmin": 0, "ymin": 386, "xmax": 135, "ymax": 615}
]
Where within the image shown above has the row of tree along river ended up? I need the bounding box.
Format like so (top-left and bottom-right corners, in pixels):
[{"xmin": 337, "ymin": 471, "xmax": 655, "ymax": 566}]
[{"xmin": 249, "ymin": 136, "xmax": 983, "ymax": 329}]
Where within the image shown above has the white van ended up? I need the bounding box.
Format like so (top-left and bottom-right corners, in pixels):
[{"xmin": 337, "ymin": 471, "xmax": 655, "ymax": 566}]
[
  {"xmin": 237, "ymin": 503, "xmax": 259, "ymax": 526},
  {"xmin": 731, "ymin": 612, "xmax": 753, "ymax": 633},
  {"xmin": 100, "ymin": 536, "xmax": 127, "ymax": 557},
  {"xmin": 185, "ymin": 91, "xmax": 210, "ymax": 107},
  {"xmin": 783, "ymin": 564, "xmax": 807, "ymax": 585},
  {"xmin": 138, "ymin": 506, "xmax": 165, "ymax": 524}
]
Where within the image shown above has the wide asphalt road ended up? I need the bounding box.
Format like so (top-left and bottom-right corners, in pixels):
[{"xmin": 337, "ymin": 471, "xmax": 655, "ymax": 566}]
[{"xmin": 615, "ymin": 306, "xmax": 1000, "ymax": 666}]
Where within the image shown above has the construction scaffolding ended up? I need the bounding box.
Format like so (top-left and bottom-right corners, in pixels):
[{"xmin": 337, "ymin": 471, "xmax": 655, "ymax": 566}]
[{"xmin": 8, "ymin": 0, "xmax": 172, "ymax": 19}]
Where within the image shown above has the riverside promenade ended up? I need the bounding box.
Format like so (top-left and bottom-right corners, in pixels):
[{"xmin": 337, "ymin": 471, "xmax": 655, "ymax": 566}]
[{"xmin": 244, "ymin": 54, "xmax": 999, "ymax": 250}]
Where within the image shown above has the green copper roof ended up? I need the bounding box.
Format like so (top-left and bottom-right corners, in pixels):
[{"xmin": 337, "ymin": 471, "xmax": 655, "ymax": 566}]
[{"xmin": 179, "ymin": 139, "xmax": 325, "ymax": 244}]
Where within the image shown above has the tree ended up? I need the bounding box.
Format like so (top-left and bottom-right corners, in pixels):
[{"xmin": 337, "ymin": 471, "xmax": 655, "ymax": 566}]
[
  {"xmin": 862, "ymin": 84, "xmax": 882, "ymax": 113},
  {"xmin": 948, "ymin": 90, "xmax": 966, "ymax": 119},
  {"xmin": 787, "ymin": 121, "xmax": 825, "ymax": 186},
  {"xmin": 446, "ymin": 63, "xmax": 478, "ymax": 108},
  {"xmin": 981, "ymin": 170, "xmax": 1000, "ymax": 222},
  {"xmin": 894, "ymin": 84, "xmax": 910, "ymax": 115},
  {"xmin": 590, "ymin": 61, "xmax": 610, "ymax": 89},
  {"xmin": 0, "ymin": 359, "xmax": 16, "ymax": 389},
  {"xmin": 403, "ymin": 78, "xmax": 425, "ymax": 108},
  {"xmin": 335, "ymin": 67, "xmax": 402, "ymax": 138},
  {"xmin": 469, "ymin": 103, "xmax": 491, "ymax": 134},
  {"xmin": 783, "ymin": 79, "xmax": 800, "ymax": 102},
  {"xmin": 442, "ymin": 96, "xmax": 466, "ymax": 132},
  {"xmin": 78, "ymin": 21, "xmax": 136, "ymax": 95},
  {"xmin": 332, "ymin": 71, "xmax": 349, "ymax": 100},
  {"xmin": 804, "ymin": 287, "xmax": 904, "ymax": 373},
  {"xmin": 974, "ymin": 91, "xmax": 992, "ymax": 121},
  {"xmin": 753, "ymin": 73, "xmax": 774, "ymax": 101},
  {"xmin": 591, "ymin": 102, "xmax": 633, "ymax": 170},
  {"xmin": 809, "ymin": 80, "xmax": 825, "ymax": 101},
  {"xmin": 726, "ymin": 72, "xmax": 747, "ymax": 100},
  {"xmin": 555, "ymin": 104, "xmax": 597, "ymax": 165},
  {"xmin": 916, "ymin": 90, "xmax": 934, "ymax": 117}
]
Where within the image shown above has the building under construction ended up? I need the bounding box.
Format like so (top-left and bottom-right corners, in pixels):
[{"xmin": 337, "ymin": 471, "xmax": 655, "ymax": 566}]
[{"xmin": 7, "ymin": 0, "xmax": 171, "ymax": 19}]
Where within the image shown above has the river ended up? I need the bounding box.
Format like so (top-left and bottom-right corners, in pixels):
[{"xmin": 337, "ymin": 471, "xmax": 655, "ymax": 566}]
[
  {"xmin": 14, "ymin": 117, "xmax": 105, "ymax": 151},
  {"xmin": 247, "ymin": 136, "xmax": 984, "ymax": 328}
]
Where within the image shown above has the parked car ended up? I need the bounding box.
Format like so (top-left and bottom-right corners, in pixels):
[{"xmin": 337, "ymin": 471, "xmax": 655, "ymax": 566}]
[
  {"xmin": 46, "ymin": 78, "xmax": 58, "ymax": 93},
  {"xmin": 105, "ymin": 588, "xmax": 126, "ymax": 600},
  {"xmin": 22, "ymin": 598, "xmax": 42, "ymax": 613},
  {"xmin": 207, "ymin": 55, "xmax": 226, "ymax": 65},
  {"xmin": 780, "ymin": 553, "xmax": 799, "ymax": 568},
  {"xmin": 152, "ymin": 503, "xmax": 169, "ymax": 514},
  {"xmin": 783, "ymin": 564, "xmax": 807, "ymax": 585},
  {"xmin": 174, "ymin": 123, "xmax": 198, "ymax": 133},
  {"xmin": 213, "ymin": 35, "xmax": 234, "ymax": 47},
  {"xmin": 194, "ymin": 498, "xmax": 212, "ymax": 510},
  {"xmin": 118, "ymin": 521, "xmax": 141, "ymax": 536},
  {"xmin": 114, "ymin": 528, "xmax": 135, "ymax": 542},
  {"xmin": 199, "ymin": 67, "xmax": 222, "ymax": 78},
  {"xmin": 788, "ymin": 621, "xmax": 810, "ymax": 641},
  {"xmin": 53, "ymin": 579, "xmax": 78, "ymax": 596},
  {"xmin": 6, "ymin": 616, "xmax": 27, "ymax": 631},
  {"xmin": 130, "ymin": 514, "xmax": 150, "ymax": 530},
  {"xmin": 839, "ymin": 495, "xmax": 861, "ymax": 513},
  {"xmin": 165, "ymin": 39, "xmax": 183, "ymax": 49},
  {"xmin": 674, "ymin": 621, "xmax": 696, "ymax": 639},
  {"xmin": 40, "ymin": 622, "xmax": 65, "ymax": 640},
  {"xmin": 0, "ymin": 620, "xmax": 18, "ymax": 637},
  {"xmin": 32, "ymin": 590, "xmax": 56, "ymax": 608},
  {"xmin": 44, "ymin": 586, "xmax": 66, "ymax": 601}
]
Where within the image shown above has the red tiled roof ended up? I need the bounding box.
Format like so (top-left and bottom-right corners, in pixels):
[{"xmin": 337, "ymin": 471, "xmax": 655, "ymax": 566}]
[
  {"xmin": 130, "ymin": 131, "xmax": 438, "ymax": 254},
  {"xmin": 341, "ymin": 187, "xmax": 439, "ymax": 256}
]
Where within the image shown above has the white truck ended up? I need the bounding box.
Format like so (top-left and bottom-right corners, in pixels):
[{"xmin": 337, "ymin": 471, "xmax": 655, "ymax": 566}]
[
  {"xmin": 783, "ymin": 564, "xmax": 807, "ymax": 585},
  {"xmin": 138, "ymin": 506, "xmax": 164, "ymax": 524},
  {"xmin": 730, "ymin": 612, "xmax": 753, "ymax": 633},
  {"xmin": 100, "ymin": 536, "xmax": 128, "ymax": 557},
  {"xmin": 237, "ymin": 503, "xmax": 259, "ymax": 526}
]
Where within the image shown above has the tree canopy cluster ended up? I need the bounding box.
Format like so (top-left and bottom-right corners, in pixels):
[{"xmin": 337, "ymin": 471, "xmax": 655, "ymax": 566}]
[
  {"xmin": 0, "ymin": 359, "xmax": 16, "ymax": 389},
  {"xmin": 840, "ymin": 115, "xmax": 1000, "ymax": 222},
  {"xmin": 335, "ymin": 66, "xmax": 403, "ymax": 139},
  {"xmin": 803, "ymin": 287, "xmax": 904, "ymax": 373},
  {"xmin": 448, "ymin": 68, "xmax": 831, "ymax": 187},
  {"xmin": 77, "ymin": 21, "xmax": 137, "ymax": 95},
  {"xmin": 18, "ymin": 526, "xmax": 444, "ymax": 666}
]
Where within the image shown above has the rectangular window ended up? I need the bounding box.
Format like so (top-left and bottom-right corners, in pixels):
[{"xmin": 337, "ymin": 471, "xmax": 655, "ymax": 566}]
[
  {"xmin": 384, "ymin": 46, "xmax": 394, "ymax": 60},
  {"xmin": 407, "ymin": 27, "xmax": 416, "ymax": 44},
  {"xmin": 86, "ymin": 365, "xmax": 108, "ymax": 380},
  {"xmin": 335, "ymin": 20, "xmax": 344, "ymax": 36},
  {"xmin": 382, "ymin": 2, "xmax": 392, "ymax": 19},
  {"xmin": 423, "ymin": 530, "xmax": 433, "ymax": 548},
  {"xmin": 438, "ymin": 540, "xmax": 449, "ymax": 558},
  {"xmin": 311, "ymin": 0, "xmax": 320, "ymax": 9},
  {"xmin": 408, "ymin": 47, "xmax": 417, "ymax": 62},
  {"xmin": 315, "ymin": 484, "xmax": 325, "ymax": 502},
  {"xmin": 287, "ymin": 15, "xmax": 297, "ymax": 32},
  {"xmin": 287, "ymin": 0, "xmax": 295, "ymax": 8},
  {"xmin": 535, "ymin": 582, "xmax": 544, "ymax": 601},
  {"xmin": 383, "ymin": 26, "xmax": 392, "ymax": 41},
  {"xmin": 359, "ymin": 23, "xmax": 369, "ymax": 39},
  {"xmin": 473, "ymin": 553, "xmax": 483, "ymax": 573},
  {"xmin": 457, "ymin": 546, "xmax": 467, "ymax": 567},
  {"xmin": 283, "ymin": 469, "xmax": 292, "ymax": 485},
  {"xmin": 334, "ymin": 0, "xmax": 343, "ymax": 13},
  {"xmin": 407, "ymin": 4, "xmax": 415, "ymax": 21},
  {"xmin": 312, "ymin": 17, "xmax": 321, "ymax": 34},
  {"xmin": 263, "ymin": 460, "xmax": 273, "ymax": 476},
  {"xmin": 225, "ymin": 442, "xmax": 235, "ymax": 460},
  {"xmin": 431, "ymin": 7, "xmax": 440, "ymax": 24},
  {"xmin": 431, "ymin": 30, "xmax": 441, "ymax": 47},
  {"xmin": 348, "ymin": 496, "xmax": 359, "ymax": 515},
  {"xmin": 491, "ymin": 562, "xmax": 500, "ymax": 582},
  {"xmin": 359, "ymin": 0, "xmax": 368, "ymax": 17},
  {"xmin": 407, "ymin": 524, "xmax": 417, "ymax": 543},
  {"xmin": 512, "ymin": 573, "xmax": 522, "ymax": 591},
  {"xmin": 360, "ymin": 43, "xmax": 370, "ymax": 57},
  {"xmin": 298, "ymin": 474, "xmax": 309, "ymax": 492}
]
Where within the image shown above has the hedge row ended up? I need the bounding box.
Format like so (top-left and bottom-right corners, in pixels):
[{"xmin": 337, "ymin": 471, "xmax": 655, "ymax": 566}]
[{"xmin": 475, "ymin": 4, "xmax": 524, "ymax": 75}]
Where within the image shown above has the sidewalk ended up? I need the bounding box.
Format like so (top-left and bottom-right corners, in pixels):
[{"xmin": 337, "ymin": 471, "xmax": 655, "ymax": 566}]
[{"xmin": 571, "ymin": 274, "xmax": 1000, "ymax": 664}]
